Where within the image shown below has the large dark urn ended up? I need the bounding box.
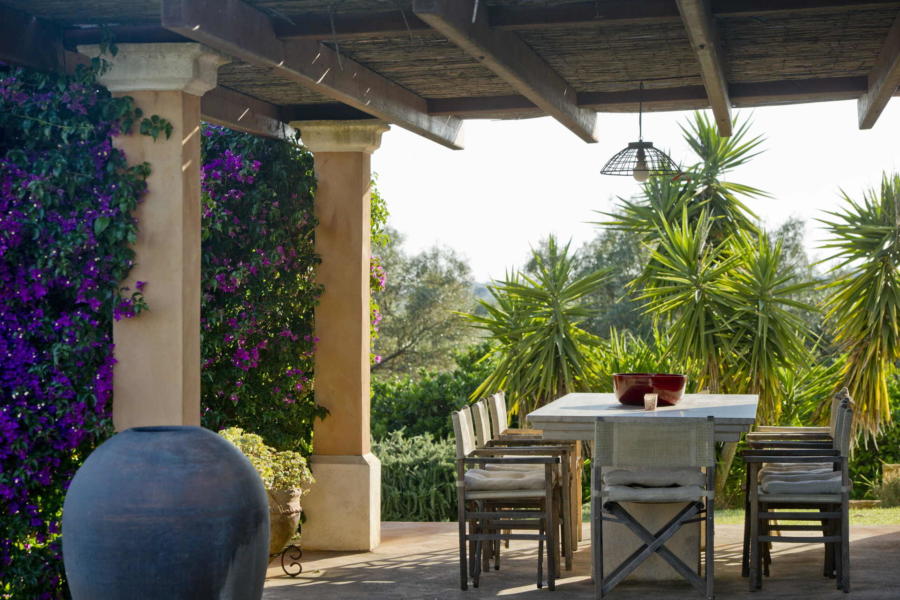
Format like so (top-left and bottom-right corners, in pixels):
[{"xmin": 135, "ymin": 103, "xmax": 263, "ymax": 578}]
[{"xmin": 63, "ymin": 426, "xmax": 269, "ymax": 600}]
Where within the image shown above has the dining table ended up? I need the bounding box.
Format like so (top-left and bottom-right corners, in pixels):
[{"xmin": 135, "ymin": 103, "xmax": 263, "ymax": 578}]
[{"xmin": 526, "ymin": 392, "xmax": 760, "ymax": 582}]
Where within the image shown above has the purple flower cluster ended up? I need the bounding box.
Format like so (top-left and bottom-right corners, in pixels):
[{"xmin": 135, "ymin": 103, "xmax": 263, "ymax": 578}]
[
  {"xmin": 198, "ymin": 125, "xmax": 324, "ymax": 452},
  {"xmin": 1, "ymin": 63, "xmax": 148, "ymax": 597}
]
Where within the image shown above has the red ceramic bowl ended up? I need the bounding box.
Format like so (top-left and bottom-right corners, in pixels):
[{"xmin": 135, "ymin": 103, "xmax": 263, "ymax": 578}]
[{"xmin": 613, "ymin": 373, "xmax": 687, "ymax": 406}]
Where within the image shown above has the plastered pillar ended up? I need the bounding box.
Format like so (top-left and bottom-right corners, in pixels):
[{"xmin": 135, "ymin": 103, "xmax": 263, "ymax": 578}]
[
  {"xmin": 292, "ymin": 120, "xmax": 389, "ymax": 551},
  {"xmin": 78, "ymin": 43, "xmax": 228, "ymax": 431}
]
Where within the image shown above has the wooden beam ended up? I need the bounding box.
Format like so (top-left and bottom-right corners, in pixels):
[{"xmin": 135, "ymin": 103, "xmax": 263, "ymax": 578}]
[
  {"xmin": 0, "ymin": 4, "xmax": 66, "ymax": 73},
  {"xmin": 161, "ymin": 0, "xmax": 464, "ymax": 149},
  {"xmin": 281, "ymin": 103, "xmax": 384, "ymax": 122},
  {"xmin": 413, "ymin": 0, "xmax": 597, "ymax": 143},
  {"xmin": 677, "ymin": 0, "xmax": 733, "ymax": 136},
  {"xmin": 201, "ymin": 87, "xmax": 295, "ymax": 140},
  {"xmin": 63, "ymin": 25, "xmax": 187, "ymax": 48},
  {"xmin": 273, "ymin": 11, "xmax": 431, "ymax": 40},
  {"xmin": 426, "ymin": 77, "xmax": 878, "ymax": 118},
  {"xmin": 858, "ymin": 11, "xmax": 900, "ymax": 129},
  {"xmin": 272, "ymin": 0, "xmax": 900, "ymax": 40}
]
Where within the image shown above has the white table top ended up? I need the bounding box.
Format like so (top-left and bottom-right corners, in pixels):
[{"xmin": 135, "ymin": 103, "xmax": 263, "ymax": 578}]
[{"xmin": 526, "ymin": 393, "xmax": 760, "ymax": 442}]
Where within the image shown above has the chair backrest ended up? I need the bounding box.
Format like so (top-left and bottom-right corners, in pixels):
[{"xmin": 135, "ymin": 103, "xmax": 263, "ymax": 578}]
[
  {"xmin": 488, "ymin": 392, "xmax": 507, "ymax": 438},
  {"xmin": 471, "ymin": 400, "xmax": 491, "ymax": 447},
  {"xmin": 829, "ymin": 387, "xmax": 851, "ymax": 433},
  {"xmin": 451, "ymin": 407, "xmax": 476, "ymax": 459},
  {"xmin": 834, "ymin": 395, "xmax": 855, "ymax": 458},
  {"xmin": 593, "ymin": 416, "xmax": 717, "ymax": 469}
]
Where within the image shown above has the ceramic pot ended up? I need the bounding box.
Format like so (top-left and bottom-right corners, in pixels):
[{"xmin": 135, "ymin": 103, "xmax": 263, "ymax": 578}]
[
  {"xmin": 62, "ymin": 426, "xmax": 269, "ymax": 600},
  {"xmin": 613, "ymin": 373, "xmax": 687, "ymax": 406},
  {"xmin": 267, "ymin": 488, "xmax": 303, "ymax": 556}
]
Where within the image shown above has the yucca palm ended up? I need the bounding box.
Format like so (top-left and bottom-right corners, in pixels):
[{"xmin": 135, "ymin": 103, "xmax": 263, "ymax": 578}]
[
  {"xmin": 819, "ymin": 173, "xmax": 900, "ymax": 438},
  {"xmin": 636, "ymin": 209, "xmax": 742, "ymax": 392},
  {"xmin": 726, "ymin": 232, "xmax": 816, "ymax": 424},
  {"xmin": 463, "ymin": 237, "xmax": 608, "ymax": 417},
  {"xmin": 680, "ymin": 112, "xmax": 767, "ymax": 240}
]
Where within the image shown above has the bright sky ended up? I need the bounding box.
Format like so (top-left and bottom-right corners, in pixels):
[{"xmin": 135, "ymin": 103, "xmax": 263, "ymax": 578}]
[{"xmin": 372, "ymin": 100, "xmax": 900, "ymax": 282}]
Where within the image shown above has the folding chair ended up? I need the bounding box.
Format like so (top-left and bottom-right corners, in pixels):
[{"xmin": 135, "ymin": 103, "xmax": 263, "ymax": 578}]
[
  {"xmin": 591, "ymin": 416, "xmax": 716, "ymax": 600},
  {"xmin": 452, "ymin": 407, "xmax": 566, "ymax": 590},
  {"xmin": 743, "ymin": 399, "xmax": 854, "ymax": 593}
]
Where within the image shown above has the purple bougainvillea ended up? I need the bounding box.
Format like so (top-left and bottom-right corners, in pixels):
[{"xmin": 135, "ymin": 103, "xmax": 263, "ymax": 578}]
[
  {"xmin": 1, "ymin": 61, "xmax": 149, "ymax": 598},
  {"xmin": 198, "ymin": 125, "xmax": 325, "ymax": 453}
]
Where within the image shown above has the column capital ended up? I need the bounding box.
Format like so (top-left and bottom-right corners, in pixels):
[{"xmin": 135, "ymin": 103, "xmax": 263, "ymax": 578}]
[
  {"xmin": 293, "ymin": 120, "xmax": 390, "ymax": 153},
  {"xmin": 77, "ymin": 43, "xmax": 229, "ymax": 96}
]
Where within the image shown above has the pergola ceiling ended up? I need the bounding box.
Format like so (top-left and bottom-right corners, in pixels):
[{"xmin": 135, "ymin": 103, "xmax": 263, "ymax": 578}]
[{"xmin": 2, "ymin": 0, "xmax": 900, "ymax": 147}]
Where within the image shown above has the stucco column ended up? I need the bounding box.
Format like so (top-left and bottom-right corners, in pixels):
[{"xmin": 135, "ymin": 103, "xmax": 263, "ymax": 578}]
[
  {"xmin": 78, "ymin": 43, "xmax": 228, "ymax": 430},
  {"xmin": 292, "ymin": 120, "xmax": 389, "ymax": 551}
]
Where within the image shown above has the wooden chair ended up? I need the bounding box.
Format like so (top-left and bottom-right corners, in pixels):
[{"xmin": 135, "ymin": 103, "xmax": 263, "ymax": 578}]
[
  {"xmin": 452, "ymin": 407, "xmax": 566, "ymax": 590},
  {"xmin": 472, "ymin": 397, "xmax": 575, "ymax": 571},
  {"xmin": 592, "ymin": 416, "xmax": 716, "ymax": 600},
  {"xmin": 746, "ymin": 388, "xmax": 849, "ymax": 445},
  {"xmin": 742, "ymin": 398, "xmax": 854, "ymax": 593},
  {"xmin": 741, "ymin": 389, "xmax": 850, "ymax": 577},
  {"xmin": 487, "ymin": 392, "xmax": 584, "ymax": 550}
]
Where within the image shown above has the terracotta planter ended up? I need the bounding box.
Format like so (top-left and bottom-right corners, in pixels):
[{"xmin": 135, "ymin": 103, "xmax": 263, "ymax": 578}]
[
  {"xmin": 62, "ymin": 426, "xmax": 269, "ymax": 600},
  {"xmin": 267, "ymin": 488, "xmax": 304, "ymax": 555}
]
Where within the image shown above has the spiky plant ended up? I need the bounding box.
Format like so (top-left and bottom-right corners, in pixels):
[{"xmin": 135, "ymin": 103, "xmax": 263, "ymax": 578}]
[
  {"xmin": 819, "ymin": 173, "xmax": 900, "ymax": 438},
  {"xmin": 463, "ymin": 236, "xmax": 607, "ymax": 417}
]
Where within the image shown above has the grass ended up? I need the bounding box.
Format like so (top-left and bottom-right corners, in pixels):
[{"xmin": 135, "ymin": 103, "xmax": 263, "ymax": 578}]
[{"xmin": 582, "ymin": 505, "xmax": 900, "ymax": 526}]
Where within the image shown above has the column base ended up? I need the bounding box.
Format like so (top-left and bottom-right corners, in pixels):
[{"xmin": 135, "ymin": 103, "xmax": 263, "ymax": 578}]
[{"xmin": 301, "ymin": 453, "xmax": 381, "ymax": 551}]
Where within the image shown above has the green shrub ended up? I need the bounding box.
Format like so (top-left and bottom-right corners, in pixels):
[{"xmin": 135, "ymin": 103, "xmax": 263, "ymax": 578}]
[
  {"xmin": 876, "ymin": 478, "xmax": 900, "ymax": 507},
  {"xmin": 374, "ymin": 431, "xmax": 456, "ymax": 522},
  {"xmin": 219, "ymin": 427, "xmax": 314, "ymax": 492},
  {"xmin": 371, "ymin": 343, "xmax": 491, "ymax": 440}
]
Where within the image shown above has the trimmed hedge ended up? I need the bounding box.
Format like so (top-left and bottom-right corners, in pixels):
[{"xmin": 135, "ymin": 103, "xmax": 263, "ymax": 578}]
[{"xmin": 374, "ymin": 431, "xmax": 456, "ymax": 522}]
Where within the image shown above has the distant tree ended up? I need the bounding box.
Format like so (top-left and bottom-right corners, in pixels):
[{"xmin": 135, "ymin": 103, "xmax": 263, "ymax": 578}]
[{"xmin": 372, "ymin": 227, "xmax": 478, "ymax": 376}]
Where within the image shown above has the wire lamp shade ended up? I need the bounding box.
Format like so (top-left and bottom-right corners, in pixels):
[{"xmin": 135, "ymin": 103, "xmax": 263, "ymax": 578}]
[{"xmin": 601, "ymin": 83, "xmax": 680, "ymax": 181}]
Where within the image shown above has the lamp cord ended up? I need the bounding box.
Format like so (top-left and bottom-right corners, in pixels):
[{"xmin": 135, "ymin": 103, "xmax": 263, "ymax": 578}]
[{"xmin": 638, "ymin": 81, "xmax": 644, "ymax": 141}]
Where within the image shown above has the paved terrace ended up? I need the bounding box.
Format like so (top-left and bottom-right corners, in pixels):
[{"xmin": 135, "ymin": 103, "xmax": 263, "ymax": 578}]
[{"xmin": 264, "ymin": 522, "xmax": 900, "ymax": 599}]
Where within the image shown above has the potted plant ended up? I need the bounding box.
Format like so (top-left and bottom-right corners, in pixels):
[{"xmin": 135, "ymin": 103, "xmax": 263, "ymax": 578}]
[{"xmin": 220, "ymin": 428, "xmax": 314, "ymax": 556}]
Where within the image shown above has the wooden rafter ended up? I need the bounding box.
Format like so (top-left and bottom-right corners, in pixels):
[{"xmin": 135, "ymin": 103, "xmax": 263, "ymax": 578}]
[
  {"xmin": 0, "ymin": 4, "xmax": 67, "ymax": 73},
  {"xmin": 858, "ymin": 11, "xmax": 900, "ymax": 129},
  {"xmin": 413, "ymin": 0, "xmax": 597, "ymax": 143},
  {"xmin": 676, "ymin": 0, "xmax": 732, "ymax": 136},
  {"xmin": 201, "ymin": 87, "xmax": 296, "ymax": 140},
  {"xmin": 161, "ymin": 0, "xmax": 464, "ymax": 150}
]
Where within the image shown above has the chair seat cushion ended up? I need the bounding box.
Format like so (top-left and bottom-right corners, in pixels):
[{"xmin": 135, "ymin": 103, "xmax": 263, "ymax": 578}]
[
  {"xmin": 602, "ymin": 484, "xmax": 705, "ymax": 503},
  {"xmin": 762, "ymin": 462, "xmax": 833, "ymax": 472},
  {"xmin": 484, "ymin": 456, "xmax": 551, "ymax": 472},
  {"xmin": 602, "ymin": 467, "xmax": 706, "ymax": 488},
  {"xmin": 761, "ymin": 470, "xmax": 838, "ymax": 483},
  {"xmin": 760, "ymin": 472, "xmax": 841, "ymax": 494},
  {"xmin": 464, "ymin": 468, "xmax": 549, "ymax": 491}
]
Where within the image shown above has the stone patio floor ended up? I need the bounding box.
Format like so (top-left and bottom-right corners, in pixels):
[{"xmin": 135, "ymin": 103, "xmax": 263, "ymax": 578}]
[{"xmin": 264, "ymin": 522, "xmax": 900, "ymax": 599}]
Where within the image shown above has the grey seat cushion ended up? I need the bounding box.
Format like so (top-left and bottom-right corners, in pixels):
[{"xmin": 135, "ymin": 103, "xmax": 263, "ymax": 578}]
[
  {"xmin": 464, "ymin": 468, "xmax": 548, "ymax": 491},
  {"xmin": 760, "ymin": 472, "xmax": 841, "ymax": 494},
  {"xmin": 762, "ymin": 462, "xmax": 833, "ymax": 472},
  {"xmin": 602, "ymin": 467, "xmax": 705, "ymax": 488},
  {"xmin": 602, "ymin": 484, "xmax": 705, "ymax": 503}
]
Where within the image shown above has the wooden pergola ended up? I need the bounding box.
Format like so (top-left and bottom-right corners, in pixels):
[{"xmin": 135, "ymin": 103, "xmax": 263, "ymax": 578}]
[
  {"xmin": 3, "ymin": 0, "xmax": 899, "ymax": 552},
  {"xmin": 4, "ymin": 0, "xmax": 900, "ymax": 143}
]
